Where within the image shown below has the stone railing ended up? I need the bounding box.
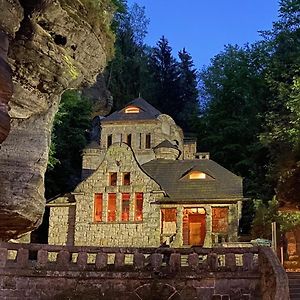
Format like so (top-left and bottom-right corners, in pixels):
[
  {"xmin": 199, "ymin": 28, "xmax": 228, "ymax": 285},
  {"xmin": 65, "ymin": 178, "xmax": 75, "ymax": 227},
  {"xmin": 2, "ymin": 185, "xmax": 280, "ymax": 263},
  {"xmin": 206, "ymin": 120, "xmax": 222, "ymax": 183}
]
[
  {"xmin": 0, "ymin": 242, "xmax": 259, "ymax": 273},
  {"xmin": 0, "ymin": 242, "xmax": 289, "ymax": 299}
]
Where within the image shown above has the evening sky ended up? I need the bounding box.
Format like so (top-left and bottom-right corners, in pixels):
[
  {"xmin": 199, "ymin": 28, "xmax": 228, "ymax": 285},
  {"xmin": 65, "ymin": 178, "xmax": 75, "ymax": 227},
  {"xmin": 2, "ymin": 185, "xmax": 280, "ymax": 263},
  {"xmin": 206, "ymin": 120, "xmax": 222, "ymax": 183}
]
[{"xmin": 126, "ymin": 0, "xmax": 280, "ymax": 68}]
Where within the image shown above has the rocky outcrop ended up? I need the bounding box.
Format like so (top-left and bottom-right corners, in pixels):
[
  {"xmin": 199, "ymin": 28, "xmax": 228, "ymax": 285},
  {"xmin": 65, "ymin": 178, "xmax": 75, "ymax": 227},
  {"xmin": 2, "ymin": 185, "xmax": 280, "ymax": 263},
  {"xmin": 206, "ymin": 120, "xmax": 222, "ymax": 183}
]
[{"xmin": 0, "ymin": 0, "xmax": 114, "ymax": 240}]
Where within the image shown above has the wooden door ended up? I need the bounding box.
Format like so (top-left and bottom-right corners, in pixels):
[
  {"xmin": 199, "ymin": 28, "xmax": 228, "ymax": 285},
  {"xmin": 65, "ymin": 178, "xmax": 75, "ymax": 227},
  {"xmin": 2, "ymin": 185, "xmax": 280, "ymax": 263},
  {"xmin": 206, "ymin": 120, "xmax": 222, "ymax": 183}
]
[{"xmin": 189, "ymin": 214, "xmax": 206, "ymax": 246}]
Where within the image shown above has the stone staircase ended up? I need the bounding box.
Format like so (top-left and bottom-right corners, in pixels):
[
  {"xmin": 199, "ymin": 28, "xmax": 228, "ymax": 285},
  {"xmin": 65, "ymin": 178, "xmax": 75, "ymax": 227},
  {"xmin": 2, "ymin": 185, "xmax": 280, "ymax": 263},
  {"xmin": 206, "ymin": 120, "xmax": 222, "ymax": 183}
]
[{"xmin": 288, "ymin": 272, "xmax": 300, "ymax": 299}]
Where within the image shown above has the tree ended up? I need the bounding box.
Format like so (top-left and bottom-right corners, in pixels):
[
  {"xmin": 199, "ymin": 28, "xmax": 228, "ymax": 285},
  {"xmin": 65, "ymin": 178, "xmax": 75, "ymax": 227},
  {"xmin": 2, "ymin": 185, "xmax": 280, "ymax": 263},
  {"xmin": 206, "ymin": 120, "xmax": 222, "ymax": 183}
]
[
  {"xmin": 148, "ymin": 36, "xmax": 182, "ymax": 121},
  {"xmin": 260, "ymin": 0, "xmax": 300, "ymax": 205},
  {"xmin": 198, "ymin": 44, "xmax": 272, "ymax": 199},
  {"xmin": 45, "ymin": 90, "xmax": 92, "ymax": 198},
  {"xmin": 177, "ymin": 48, "xmax": 199, "ymax": 132},
  {"xmin": 106, "ymin": 2, "xmax": 151, "ymax": 110}
]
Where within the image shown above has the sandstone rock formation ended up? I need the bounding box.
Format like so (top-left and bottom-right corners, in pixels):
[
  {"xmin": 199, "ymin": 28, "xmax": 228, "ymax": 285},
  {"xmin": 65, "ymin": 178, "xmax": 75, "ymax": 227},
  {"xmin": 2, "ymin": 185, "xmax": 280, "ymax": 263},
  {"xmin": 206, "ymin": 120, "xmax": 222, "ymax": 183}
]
[{"xmin": 0, "ymin": 0, "xmax": 114, "ymax": 240}]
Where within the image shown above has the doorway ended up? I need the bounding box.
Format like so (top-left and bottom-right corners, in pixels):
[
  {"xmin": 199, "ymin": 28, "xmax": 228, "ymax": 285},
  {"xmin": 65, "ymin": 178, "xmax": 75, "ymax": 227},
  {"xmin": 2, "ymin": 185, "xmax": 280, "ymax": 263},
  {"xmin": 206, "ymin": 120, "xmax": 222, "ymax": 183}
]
[
  {"xmin": 188, "ymin": 213, "xmax": 206, "ymax": 246},
  {"xmin": 182, "ymin": 208, "xmax": 206, "ymax": 246}
]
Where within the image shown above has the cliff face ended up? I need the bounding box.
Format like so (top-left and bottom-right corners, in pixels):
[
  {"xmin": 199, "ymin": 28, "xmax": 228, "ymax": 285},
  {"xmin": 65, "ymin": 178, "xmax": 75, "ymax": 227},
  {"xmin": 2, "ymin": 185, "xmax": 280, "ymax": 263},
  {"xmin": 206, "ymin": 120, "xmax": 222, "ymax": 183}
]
[{"xmin": 0, "ymin": 0, "xmax": 114, "ymax": 240}]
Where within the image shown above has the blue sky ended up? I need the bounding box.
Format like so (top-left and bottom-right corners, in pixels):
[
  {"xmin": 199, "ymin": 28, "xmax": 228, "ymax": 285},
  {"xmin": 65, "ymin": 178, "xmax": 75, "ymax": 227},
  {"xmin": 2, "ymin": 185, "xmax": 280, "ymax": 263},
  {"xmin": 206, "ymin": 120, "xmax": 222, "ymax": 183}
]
[{"xmin": 126, "ymin": 0, "xmax": 280, "ymax": 69}]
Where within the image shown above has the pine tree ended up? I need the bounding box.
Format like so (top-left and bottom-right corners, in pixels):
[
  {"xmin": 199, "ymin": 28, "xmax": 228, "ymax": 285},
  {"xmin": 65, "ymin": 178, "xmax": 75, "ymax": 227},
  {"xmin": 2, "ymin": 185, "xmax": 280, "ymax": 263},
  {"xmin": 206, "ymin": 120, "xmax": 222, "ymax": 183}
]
[
  {"xmin": 178, "ymin": 48, "xmax": 199, "ymax": 132},
  {"xmin": 149, "ymin": 36, "xmax": 181, "ymax": 121}
]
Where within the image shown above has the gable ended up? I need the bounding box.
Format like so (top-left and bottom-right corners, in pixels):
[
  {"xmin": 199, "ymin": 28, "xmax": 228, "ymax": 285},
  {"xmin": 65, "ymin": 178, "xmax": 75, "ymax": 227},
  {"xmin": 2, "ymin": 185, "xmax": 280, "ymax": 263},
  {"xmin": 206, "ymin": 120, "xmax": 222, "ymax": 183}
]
[{"xmin": 75, "ymin": 143, "xmax": 161, "ymax": 193}]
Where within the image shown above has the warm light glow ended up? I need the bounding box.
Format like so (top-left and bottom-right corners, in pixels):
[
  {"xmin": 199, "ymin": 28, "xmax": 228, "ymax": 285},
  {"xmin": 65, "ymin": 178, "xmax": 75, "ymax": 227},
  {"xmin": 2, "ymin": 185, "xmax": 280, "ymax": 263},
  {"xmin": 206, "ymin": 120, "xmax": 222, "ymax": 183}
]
[
  {"xmin": 189, "ymin": 171, "xmax": 206, "ymax": 179},
  {"xmin": 125, "ymin": 106, "xmax": 140, "ymax": 114}
]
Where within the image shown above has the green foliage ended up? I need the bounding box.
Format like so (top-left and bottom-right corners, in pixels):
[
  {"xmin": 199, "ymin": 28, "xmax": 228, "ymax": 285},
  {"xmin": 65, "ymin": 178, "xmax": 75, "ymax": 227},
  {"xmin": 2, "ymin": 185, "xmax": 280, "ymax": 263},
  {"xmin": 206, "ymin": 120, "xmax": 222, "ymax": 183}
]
[
  {"xmin": 45, "ymin": 90, "xmax": 92, "ymax": 198},
  {"xmin": 106, "ymin": 2, "xmax": 151, "ymax": 109},
  {"xmin": 252, "ymin": 197, "xmax": 300, "ymax": 238},
  {"xmin": 148, "ymin": 37, "xmax": 181, "ymax": 120},
  {"xmin": 198, "ymin": 44, "xmax": 272, "ymax": 199},
  {"xmin": 259, "ymin": 0, "xmax": 300, "ymax": 204},
  {"xmin": 251, "ymin": 198, "xmax": 279, "ymax": 239},
  {"xmin": 177, "ymin": 48, "xmax": 200, "ymax": 132}
]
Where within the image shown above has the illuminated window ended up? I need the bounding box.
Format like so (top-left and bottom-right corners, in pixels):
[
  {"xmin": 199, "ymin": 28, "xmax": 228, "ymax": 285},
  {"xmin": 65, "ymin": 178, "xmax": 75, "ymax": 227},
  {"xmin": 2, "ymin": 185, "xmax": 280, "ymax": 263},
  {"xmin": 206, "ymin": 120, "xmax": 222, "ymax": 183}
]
[
  {"xmin": 189, "ymin": 171, "xmax": 206, "ymax": 180},
  {"xmin": 212, "ymin": 207, "xmax": 229, "ymax": 233},
  {"xmin": 145, "ymin": 134, "xmax": 151, "ymax": 149},
  {"xmin": 125, "ymin": 106, "xmax": 140, "ymax": 114},
  {"xmin": 109, "ymin": 172, "xmax": 117, "ymax": 186},
  {"xmin": 107, "ymin": 193, "xmax": 116, "ymax": 222},
  {"xmin": 107, "ymin": 134, "xmax": 112, "ymax": 147},
  {"xmin": 94, "ymin": 193, "xmax": 103, "ymax": 222},
  {"xmin": 161, "ymin": 208, "xmax": 177, "ymax": 222},
  {"xmin": 123, "ymin": 172, "xmax": 130, "ymax": 185},
  {"xmin": 126, "ymin": 134, "xmax": 132, "ymax": 147},
  {"xmin": 135, "ymin": 192, "xmax": 143, "ymax": 221},
  {"xmin": 121, "ymin": 193, "xmax": 130, "ymax": 221}
]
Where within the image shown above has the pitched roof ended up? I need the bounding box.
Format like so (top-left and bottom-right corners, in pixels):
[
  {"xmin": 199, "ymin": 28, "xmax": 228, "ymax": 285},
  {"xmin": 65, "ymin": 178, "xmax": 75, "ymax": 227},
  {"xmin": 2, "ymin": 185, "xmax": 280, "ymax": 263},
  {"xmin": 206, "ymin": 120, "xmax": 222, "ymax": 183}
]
[
  {"xmin": 101, "ymin": 98, "xmax": 161, "ymax": 123},
  {"xmin": 141, "ymin": 159, "xmax": 243, "ymax": 202},
  {"xmin": 153, "ymin": 140, "xmax": 179, "ymax": 150}
]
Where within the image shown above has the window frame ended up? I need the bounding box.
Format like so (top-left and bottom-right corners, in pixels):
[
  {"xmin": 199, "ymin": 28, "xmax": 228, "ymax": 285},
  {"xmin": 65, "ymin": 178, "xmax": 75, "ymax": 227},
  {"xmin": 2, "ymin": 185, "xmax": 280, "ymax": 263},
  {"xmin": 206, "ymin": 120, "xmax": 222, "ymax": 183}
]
[
  {"xmin": 109, "ymin": 172, "xmax": 117, "ymax": 186},
  {"xmin": 107, "ymin": 134, "xmax": 112, "ymax": 147},
  {"xmin": 107, "ymin": 193, "xmax": 117, "ymax": 222},
  {"xmin": 122, "ymin": 172, "xmax": 130, "ymax": 186},
  {"xmin": 94, "ymin": 193, "xmax": 103, "ymax": 222},
  {"xmin": 145, "ymin": 134, "xmax": 151, "ymax": 149},
  {"xmin": 121, "ymin": 193, "xmax": 130, "ymax": 221},
  {"xmin": 135, "ymin": 192, "xmax": 143, "ymax": 221}
]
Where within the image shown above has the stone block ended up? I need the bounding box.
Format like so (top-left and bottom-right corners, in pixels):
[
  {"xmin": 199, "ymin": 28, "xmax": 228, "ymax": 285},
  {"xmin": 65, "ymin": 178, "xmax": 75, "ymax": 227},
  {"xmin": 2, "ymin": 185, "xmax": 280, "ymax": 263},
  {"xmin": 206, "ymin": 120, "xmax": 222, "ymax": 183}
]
[
  {"xmin": 57, "ymin": 250, "xmax": 71, "ymax": 267},
  {"xmin": 95, "ymin": 253, "xmax": 107, "ymax": 269},
  {"xmin": 77, "ymin": 252, "xmax": 88, "ymax": 269},
  {"xmin": 188, "ymin": 253, "xmax": 199, "ymax": 270},
  {"xmin": 37, "ymin": 249, "xmax": 48, "ymax": 267},
  {"xmin": 16, "ymin": 248, "xmax": 29, "ymax": 268},
  {"xmin": 207, "ymin": 253, "xmax": 218, "ymax": 271},
  {"xmin": 169, "ymin": 253, "xmax": 181, "ymax": 272},
  {"xmin": 134, "ymin": 253, "xmax": 145, "ymax": 270},
  {"xmin": 225, "ymin": 253, "xmax": 236, "ymax": 271},
  {"xmin": 242, "ymin": 253, "xmax": 253, "ymax": 271},
  {"xmin": 0, "ymin": 248, "xmax": 7, "ymax": 268},
  {"xmin": 114, "ymin": 253, "xmax": 125, "ymax": 268},
  {"xmin": 151, "ymin": 253, "xmax": 162, "ymax": 271}
]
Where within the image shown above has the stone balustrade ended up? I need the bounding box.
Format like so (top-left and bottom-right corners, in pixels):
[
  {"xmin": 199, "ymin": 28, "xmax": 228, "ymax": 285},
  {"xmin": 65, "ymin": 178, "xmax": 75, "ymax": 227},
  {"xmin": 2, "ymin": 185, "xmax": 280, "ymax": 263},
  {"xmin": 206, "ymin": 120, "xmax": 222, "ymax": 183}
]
[
  {"xmin": 0, "ymin": 242, "xmax": 259, "ymax": 273},
  {"xmin": 0, "ymin": 242, "xmax": 289, "ymax": 300}
]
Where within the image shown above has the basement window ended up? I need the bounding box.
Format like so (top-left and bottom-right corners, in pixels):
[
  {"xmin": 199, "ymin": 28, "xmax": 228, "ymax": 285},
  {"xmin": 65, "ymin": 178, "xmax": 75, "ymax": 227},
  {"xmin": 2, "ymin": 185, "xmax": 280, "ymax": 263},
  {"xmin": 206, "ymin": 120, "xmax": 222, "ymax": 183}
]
[{"xmin": 125, "ymin": 106, "xmax": 140, "ymax": 113}]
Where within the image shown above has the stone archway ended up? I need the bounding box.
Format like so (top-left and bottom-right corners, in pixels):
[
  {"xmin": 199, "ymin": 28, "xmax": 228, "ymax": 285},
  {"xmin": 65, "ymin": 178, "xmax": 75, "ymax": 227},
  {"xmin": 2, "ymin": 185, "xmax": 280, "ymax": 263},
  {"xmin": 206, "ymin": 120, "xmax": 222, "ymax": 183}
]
[{"xmin": 134, "ymin": 283, "xmax": 181, "ymax": 300}]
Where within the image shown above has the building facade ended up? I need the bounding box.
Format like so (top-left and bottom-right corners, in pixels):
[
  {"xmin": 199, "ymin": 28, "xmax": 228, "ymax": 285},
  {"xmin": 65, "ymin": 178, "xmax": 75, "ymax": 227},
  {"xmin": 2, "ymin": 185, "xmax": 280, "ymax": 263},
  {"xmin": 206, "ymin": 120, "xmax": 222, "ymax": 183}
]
[{"xmin": 48, "ymin": 98, "xmax": 243, "ymax": 248}]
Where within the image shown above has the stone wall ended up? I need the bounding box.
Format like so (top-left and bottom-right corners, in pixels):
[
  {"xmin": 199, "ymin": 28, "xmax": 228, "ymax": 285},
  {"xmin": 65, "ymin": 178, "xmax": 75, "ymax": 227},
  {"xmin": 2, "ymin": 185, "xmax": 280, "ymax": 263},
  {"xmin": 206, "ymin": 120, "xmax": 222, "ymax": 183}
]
[
  {"xmin": 49, "ymin": 143, "xmax": 163, "ymax": 247},
  {"xmin": 48, "ymin": 206, "xmax": 74, "ymax": 246},
  {"xmin": 0, "ymin": 242, "xmax": 268, "ymax": 300}
]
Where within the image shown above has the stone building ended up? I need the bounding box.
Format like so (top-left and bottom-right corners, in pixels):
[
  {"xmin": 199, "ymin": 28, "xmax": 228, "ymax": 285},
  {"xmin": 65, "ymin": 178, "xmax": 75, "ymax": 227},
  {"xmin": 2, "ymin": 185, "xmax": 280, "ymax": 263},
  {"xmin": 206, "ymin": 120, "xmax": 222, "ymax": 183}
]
[{"xmin": 47, "ymin": 98, "xmax": 243, "ymax": 248}]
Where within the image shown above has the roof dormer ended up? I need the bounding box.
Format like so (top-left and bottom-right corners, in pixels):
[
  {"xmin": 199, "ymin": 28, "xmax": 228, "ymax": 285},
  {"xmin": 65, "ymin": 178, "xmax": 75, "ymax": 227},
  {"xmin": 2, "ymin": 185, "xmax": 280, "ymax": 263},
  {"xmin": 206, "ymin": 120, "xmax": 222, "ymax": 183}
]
[
  {"xmin": 180, "ymin": 169, "xmax": 215, "ymax": 181},
  {"xmin": 124, "ymin": 106, "xmax": 141, "ymax": 114}
]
